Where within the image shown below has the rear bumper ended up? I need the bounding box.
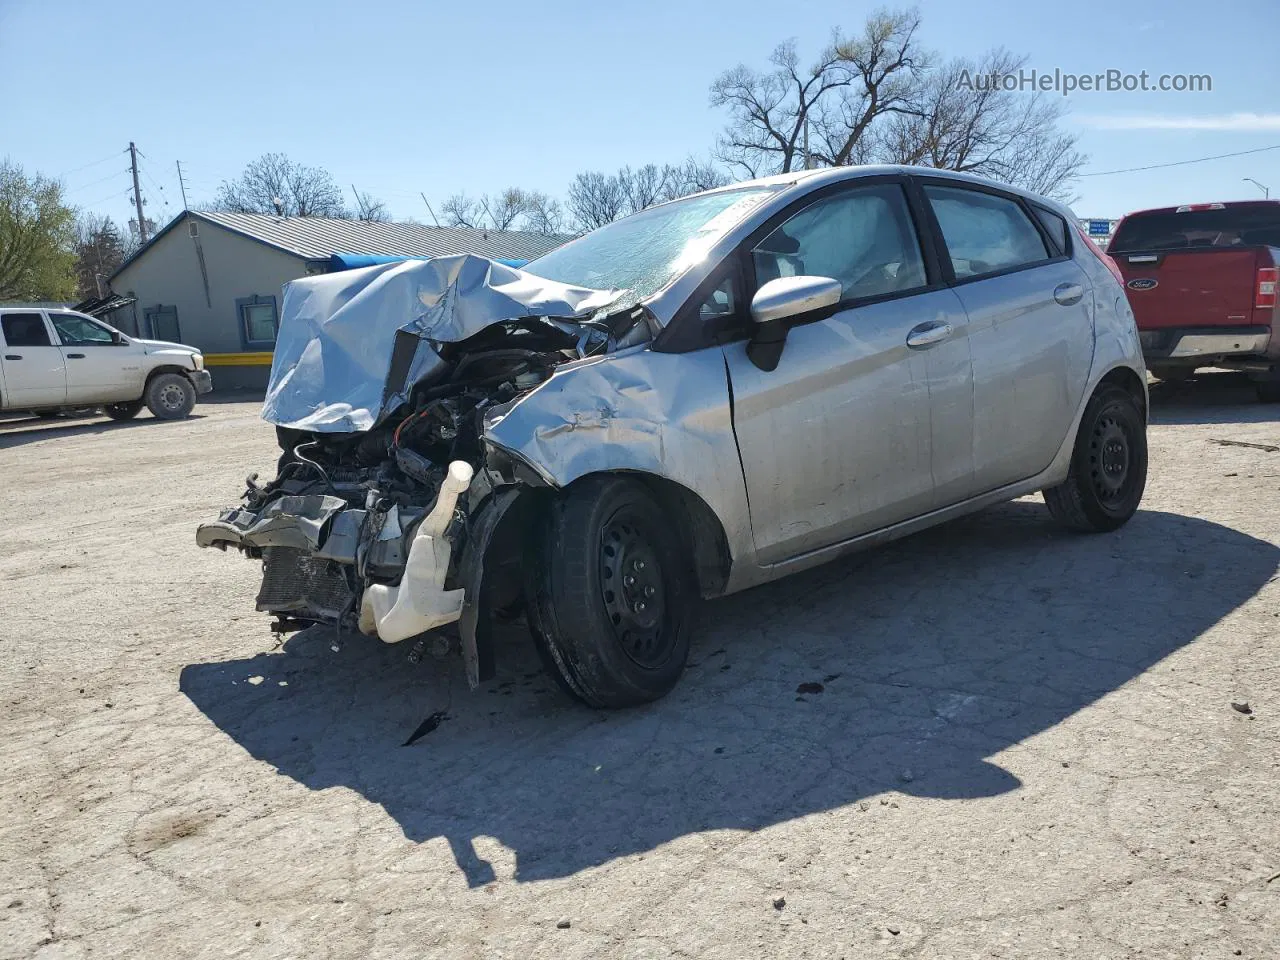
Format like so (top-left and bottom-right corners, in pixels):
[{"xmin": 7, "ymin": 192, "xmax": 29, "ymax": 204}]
[
  {"xmin": 190, "ymin": 369, "xmax": 214, "ymax": 395},
  {"xmin": 1140, "ymin": 326, "xmax": 1272, "ymax": 364}
]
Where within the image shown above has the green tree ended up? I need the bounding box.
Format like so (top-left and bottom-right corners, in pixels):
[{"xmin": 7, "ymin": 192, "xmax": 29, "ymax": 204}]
[{"xmin": 0, "ymin": 160, "xmax": 77, "ymax": 301}]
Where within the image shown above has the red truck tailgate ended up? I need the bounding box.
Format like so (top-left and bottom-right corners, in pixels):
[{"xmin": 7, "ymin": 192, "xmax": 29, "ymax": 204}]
[{"xmin": 1115, "ymin": 248, "xmax": 1260, "ymax": 329}]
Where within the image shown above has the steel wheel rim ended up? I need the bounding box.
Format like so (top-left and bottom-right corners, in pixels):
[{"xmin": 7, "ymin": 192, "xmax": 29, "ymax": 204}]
[
  {"xmin": 1089, "ymin": 412, "xmax": 1131, "ymax": 505},
  {"xmin": 157, "ymin": 383, "xmax": 186, "ymax": 411},
  {"xmin": 599, "ymin": 512, "xmax": 671, "ymax": 669}
]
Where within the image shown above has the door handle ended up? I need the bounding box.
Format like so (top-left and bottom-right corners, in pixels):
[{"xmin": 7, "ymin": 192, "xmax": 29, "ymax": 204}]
[
  {"xmin": 1054, "ymin": 282, "xmax": 1084, "ymax": 306},
  {"xmin": 4, "ymin": 354, "xmax": 20, "ymax": 360},
  {"xmin": 66, "ymin": 352, "xmax": 86, "ymax": 359},
  {"xmin": 906, "ymin": 321, "xmax": 953, "ymax": 348}
]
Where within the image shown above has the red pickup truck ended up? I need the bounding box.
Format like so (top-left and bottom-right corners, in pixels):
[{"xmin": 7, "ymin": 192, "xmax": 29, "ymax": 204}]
[{"xmin": 1109, "ymin": 200, "xmax": 1280, "ymax": 402}]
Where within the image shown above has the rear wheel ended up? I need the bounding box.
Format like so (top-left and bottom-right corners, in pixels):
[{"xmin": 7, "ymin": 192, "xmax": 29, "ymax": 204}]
[
  {"xmin": 145, "ymin": 373, "xmax": 196, "ymax": 420},
  {"xmin": 104, "ymin": 400, "xmax": 144, "ymax": 421},
  {"xmin": 1044, "ymin": 383, "xmax": 1147, "ymax": 533},
  {"xmin": 525, "ymin": 476, "xmax": 694, "ymax": 708}
]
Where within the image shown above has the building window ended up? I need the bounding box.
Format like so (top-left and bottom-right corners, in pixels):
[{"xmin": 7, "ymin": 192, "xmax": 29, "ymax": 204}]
[
  {"xmin": 144, "ymin": 305, "xmax": 180, "ymax": 342},
  {"xmin": 236, "ymin": 295, "xmax": 278, "ymax": 348}
]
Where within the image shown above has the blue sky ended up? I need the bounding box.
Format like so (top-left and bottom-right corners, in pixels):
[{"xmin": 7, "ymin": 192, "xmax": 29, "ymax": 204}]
[{"xmin": 2, "ymin": 0, "xmax": 1277, "ymax": 231}]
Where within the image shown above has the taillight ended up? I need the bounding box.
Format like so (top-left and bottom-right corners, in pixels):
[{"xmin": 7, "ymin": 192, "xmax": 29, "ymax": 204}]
[
  {"xmin": 1257, "ymin": 267, "xmax": 1278, "ymax": 309},
  {"xmin": 1074, "ymin": 223, "xmax": 1126, "ymax": 286}
]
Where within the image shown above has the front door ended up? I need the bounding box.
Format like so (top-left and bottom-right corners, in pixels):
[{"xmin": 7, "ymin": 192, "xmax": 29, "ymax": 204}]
[
  {"xmin": 922, "ymin": 184, "xmax": 1094, "ymax": 494},
  {"xmin": 48, "ymin": 312, "xmax": 140, "ymax": 404},
  {"xmin": 721, "ymin": 180, "xmax": 973, "ymax": 565},
  {"xmin": 0, "ymin": 312, "xmax": 67, "ymax": 408}
]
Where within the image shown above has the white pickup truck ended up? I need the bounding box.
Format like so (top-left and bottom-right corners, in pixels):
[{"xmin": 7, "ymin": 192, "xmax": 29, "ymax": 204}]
[{"xmin": 0, "ymin": 307, "xmax": 212, "ymax": 420}]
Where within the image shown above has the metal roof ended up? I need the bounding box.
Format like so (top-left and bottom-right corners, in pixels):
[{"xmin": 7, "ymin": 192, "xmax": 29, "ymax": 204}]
[{"xmin": 110, "ymin": 210, "xmax": 570, "ymax": 281}]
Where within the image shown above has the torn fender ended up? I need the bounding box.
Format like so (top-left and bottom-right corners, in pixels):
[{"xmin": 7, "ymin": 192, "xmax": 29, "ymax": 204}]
[
  {"xmin": 457, "ymin": 487, "xmax": 523, "ymax": 689},
  {"xmin": 483, "ymin": 345, "xmax": 756, "ymax": 591}
]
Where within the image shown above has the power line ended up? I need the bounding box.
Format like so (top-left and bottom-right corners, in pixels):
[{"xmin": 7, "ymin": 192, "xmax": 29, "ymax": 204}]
[
  {"xmin": 1080, "ymin": 144, "xmax": 1280, "ymax": 178},
  {"xmin": 55, "ymin": 150, "xmax": 127, "ymax": 180},
  {"xmin": 81, "ymin": 186, "xmax": 134, "ymax": 207},
  {"xmin": 64, "ymin": 168, "xmax": 130, "ymax": 195}
]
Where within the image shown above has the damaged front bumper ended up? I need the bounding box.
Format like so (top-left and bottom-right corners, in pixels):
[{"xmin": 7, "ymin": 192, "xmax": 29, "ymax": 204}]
[{"xmin": 197, "ymin": 461, "xmax": 474, "ymax": 642}]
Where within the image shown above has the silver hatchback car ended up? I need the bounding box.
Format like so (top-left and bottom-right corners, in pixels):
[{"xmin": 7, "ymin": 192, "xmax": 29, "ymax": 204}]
[{"xmin": 199, "ymin": 165, "xmax": 1148, "ymax": 708}]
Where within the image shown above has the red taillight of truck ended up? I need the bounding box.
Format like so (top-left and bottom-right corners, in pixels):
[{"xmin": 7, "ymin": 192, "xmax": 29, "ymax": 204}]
[{"xmin": 1257, "ymin": 267, "xmax": 1278, "ymax": 309}]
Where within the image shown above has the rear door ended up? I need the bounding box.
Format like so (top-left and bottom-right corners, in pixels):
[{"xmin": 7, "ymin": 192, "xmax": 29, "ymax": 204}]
[
  {"xmin": 0, "ymin": 311, "xmax": 67, "ymax": 408},
  {"xmin": 921, "ymin": 182, "xmax": 1094, "ymax": 496}
]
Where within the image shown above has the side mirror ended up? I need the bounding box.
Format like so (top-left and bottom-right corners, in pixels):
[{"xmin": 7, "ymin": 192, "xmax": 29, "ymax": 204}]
[{"xmin": 746, "ymin": 275, "xmax": 842, "ymax": 371}]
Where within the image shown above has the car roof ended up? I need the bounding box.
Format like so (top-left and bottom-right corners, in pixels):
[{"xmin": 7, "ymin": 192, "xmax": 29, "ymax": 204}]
[{"xmin": 692, "ymin": 164, "xmax": 1071, "ymax": 215}]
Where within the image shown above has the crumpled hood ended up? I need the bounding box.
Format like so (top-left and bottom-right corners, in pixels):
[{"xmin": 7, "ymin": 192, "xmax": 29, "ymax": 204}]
[
  {"xmin": 137, "ymin": 338, "xmax": 197, "ymax": 354},
  {"xmin": 261, "ymin": 254, "xmax": 619, "ymax": 433}
]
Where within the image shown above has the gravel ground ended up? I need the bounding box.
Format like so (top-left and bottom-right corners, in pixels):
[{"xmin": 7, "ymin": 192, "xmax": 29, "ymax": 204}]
[{"xmin": 2, "ymin": 376, "xmax": 1278, "ymax": 960}]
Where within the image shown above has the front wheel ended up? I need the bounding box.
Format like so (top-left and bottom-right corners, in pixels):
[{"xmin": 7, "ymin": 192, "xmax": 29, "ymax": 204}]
[
  {"xmin": 145, "ymin": 373, "xmax": 196, "ymax": 420},
  {"xmin": 1043, "ymin": 383, "xmax": 1147, "ymax": 533},
  {"xmin": 525, "ymin": 476, "xmax": 694, "ymax": 709}
]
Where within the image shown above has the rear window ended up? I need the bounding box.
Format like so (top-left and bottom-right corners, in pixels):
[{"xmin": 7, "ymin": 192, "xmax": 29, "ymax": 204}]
[{"xmin": 1110, "ymin": 206, "xmax": 1280, "ymax": 253}]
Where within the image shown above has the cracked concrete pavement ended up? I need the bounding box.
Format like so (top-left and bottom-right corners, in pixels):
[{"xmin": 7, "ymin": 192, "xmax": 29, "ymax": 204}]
[{"xmin": 1, "ymin": 374, "xmax": 1278, "ymax": 959}]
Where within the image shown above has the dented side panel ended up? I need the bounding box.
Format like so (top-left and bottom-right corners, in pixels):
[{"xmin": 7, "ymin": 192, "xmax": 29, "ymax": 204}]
[{"xmin": 483, "ymin": 346, "xmax": 756, "ymax": 591}]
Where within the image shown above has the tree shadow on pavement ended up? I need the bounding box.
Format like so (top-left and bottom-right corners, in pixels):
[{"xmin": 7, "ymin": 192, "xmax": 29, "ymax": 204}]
[{"xmin": 180, "ymin": 502, "xmax": 1279, "ymax": 887}]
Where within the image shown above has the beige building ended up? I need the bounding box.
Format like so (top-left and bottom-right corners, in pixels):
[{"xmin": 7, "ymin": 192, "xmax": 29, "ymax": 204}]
[{"xmin": 107, "ymin": 211, "xmax": 568, "ymax": 390}]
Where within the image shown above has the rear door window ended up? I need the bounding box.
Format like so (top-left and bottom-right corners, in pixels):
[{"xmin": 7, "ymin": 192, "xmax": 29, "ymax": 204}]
[
  {"xmin": 1, "ymin": 313, "xmax": 53, "ymax": 347},
  {"xmin": 1031, "ymin": 206, "xmax": 1070, "ymax": 255},
  {"xmin": 924, "ymin": 185, "xmax": 1050, "ymax": 279},
  {"xmin": 1110, "ymin": 206, "xmax": 1280, "ymax": 252}
]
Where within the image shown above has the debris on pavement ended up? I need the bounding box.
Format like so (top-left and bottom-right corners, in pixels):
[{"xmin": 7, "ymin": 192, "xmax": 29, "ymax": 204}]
[
  {"xmin": 1210, "ymin": 438, "xmax": 1279, "ymax": 453},
  {"xmin": 1231, "ymin": 702, "xmax": 1253, "ymax": 715},
  {"xmin": 796, "ymin": 682, "xmax": 824, "ymax": 695}
]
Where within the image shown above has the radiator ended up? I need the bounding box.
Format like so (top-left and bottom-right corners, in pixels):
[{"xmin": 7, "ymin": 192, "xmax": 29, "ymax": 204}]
[{"xmin": 255, "ymin": 547, "xmax": 353, "ymax": 621}]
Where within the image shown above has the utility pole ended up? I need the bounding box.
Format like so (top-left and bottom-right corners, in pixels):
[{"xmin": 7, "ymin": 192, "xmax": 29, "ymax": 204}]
[
  {"xmin": 176, "ymin": 160, "xmax": 190, "ymax": 209},
  {"xmin": 420, "ymin": 193, "xmax": 441, "ymax": 227},
  {"xmin": 1243, "ymin": 177, "xmax": 1271, "ymax": 199},
  {"xmin": 350, "ymin": 183, "xmax": 368, "ymax": 219},
  {"xmin": 128, "ymin": 142, "xmax": 149, "ymax": 243}
]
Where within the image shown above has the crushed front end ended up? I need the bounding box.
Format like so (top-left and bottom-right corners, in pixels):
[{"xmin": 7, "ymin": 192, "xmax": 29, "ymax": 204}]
[{"xmin": 197, "ymin": 255, "xmax": 648, "ymax": 683}]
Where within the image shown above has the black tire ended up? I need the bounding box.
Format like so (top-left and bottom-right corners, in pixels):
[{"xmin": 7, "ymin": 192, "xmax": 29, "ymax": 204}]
[
  {"xmin": 1149, "ymin": 364, "xmax": 1195, "ymax": 383},
  {"xmin": 104, "ymin": 400, "xmax": 144, "ymax": 421},
  {"xmin": 1043, "ymin": 383, "xmax": 1147, "ymax": 533},
  {"xmin": 145, "ymin": 373, "xmax": 196, "ymax": 420},
  {"xmin": 1256, "ymin": 379, "xmax": 1280, "ymax": 404},
  {"xmin": 525, "ymin": 476, "xmax": 694, "ymax": 709}
]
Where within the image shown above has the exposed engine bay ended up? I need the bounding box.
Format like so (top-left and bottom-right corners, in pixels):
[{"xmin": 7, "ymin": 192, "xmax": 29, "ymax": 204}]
[{"xmin": 197, "ymin": 255, "xmax": 652, "ymax": 685}]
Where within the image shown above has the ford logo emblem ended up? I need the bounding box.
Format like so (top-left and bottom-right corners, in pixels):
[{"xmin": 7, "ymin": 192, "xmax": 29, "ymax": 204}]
[{"xmin": 1127, "ymin": 278, "xmax": 1158, "ymax": 291}]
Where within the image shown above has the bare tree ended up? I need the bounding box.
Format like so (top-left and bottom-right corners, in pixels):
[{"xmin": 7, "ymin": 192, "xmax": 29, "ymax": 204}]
[
  {"xmin": 73, "ymin": 213, "xmax": 127, "ymax": 298},
  {"xmin": 211, "ymin": 154, "xmax": 348, "ymax": 217},
  {"xmin": 875, "ymin": 49, "xmax": 1085, "ymax": 198},
  {"xmin": 519, "ymin": 191, "xmax": 566, "ymax": 234},
  {"xmin": 351, "ymin": 189, "xmax": 390, "ymax": 222},
  {"xmin": 482, "ymin": 188, "xmax": 530, "ymax": 230},
  {"xmin": 810, "ymin": 10, "xmax": 926, "ymax": 166},
  {"xmin": 566, "ymin": 171, "xmax": 628, "ymax": 230},
  {"xmin": 440, "ymin": 192, "xmax": 482, "ymax": 228},
  {"xmin": 710, "ymin": 39, "xmax": 854, "ymax": 177},
  {"xmin": 658, "ymin": 157, "xmax": 730, "ymax": 202}
]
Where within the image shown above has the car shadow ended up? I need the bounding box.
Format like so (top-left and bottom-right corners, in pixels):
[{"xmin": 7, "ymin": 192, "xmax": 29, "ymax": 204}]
[
  {"xmin": 180, "ymin": 502, "xmax": 1278, "ymax": 887},
  {"xmin": 0, "ymin": 413, "xmax": 207, "ymax": 450},
  {"xmin": 1149, "ymin": 371, "xmax": 1277, "ymax": 425}
]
